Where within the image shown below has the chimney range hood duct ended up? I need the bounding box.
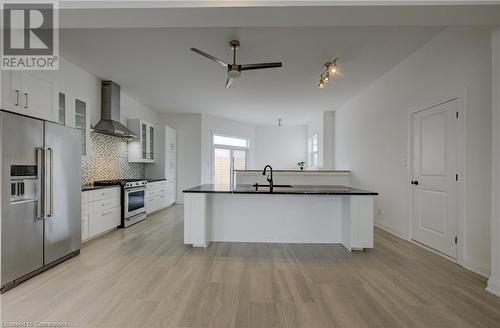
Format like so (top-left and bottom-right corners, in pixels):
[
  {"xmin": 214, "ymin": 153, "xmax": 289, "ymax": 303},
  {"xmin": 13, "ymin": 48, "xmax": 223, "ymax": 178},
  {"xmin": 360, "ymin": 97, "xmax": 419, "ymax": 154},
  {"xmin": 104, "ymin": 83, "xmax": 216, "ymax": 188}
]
[{"xmin": 93, "ymin": 81, "xmax": 136, "ymax": 139}]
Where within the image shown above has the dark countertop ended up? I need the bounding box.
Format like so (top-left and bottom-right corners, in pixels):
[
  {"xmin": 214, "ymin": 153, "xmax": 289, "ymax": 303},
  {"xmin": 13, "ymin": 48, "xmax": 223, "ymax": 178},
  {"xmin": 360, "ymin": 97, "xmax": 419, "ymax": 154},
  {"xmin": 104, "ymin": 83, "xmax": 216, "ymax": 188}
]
[
  {"xmin": 183, "ymin": 184, "xmax": 378, "ymax": 195},
  {"xmin": 234, "ymin": 169, "xmax": 351, "ymax": 173},
  {"xmin": 81, "ymin": 185, "xmax": 120, "ymax": 192},
  {"xmin": 146, "ymin": 178, "xmax": 167, "ymax": 183}
]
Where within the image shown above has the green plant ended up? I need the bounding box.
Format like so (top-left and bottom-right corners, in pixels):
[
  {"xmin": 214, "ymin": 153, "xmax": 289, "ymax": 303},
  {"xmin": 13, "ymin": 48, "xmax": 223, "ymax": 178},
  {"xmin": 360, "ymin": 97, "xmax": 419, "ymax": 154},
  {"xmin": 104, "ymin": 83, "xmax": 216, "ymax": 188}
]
[{"xmin": 297, "ymin": 161, "xmax": 306, "ymax": 170}]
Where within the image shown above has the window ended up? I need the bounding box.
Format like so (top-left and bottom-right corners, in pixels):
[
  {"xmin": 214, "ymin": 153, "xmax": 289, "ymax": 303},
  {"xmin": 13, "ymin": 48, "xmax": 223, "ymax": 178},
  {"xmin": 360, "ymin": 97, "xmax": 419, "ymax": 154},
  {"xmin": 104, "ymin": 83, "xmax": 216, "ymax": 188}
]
[
  {"xmin": 213, "ymin": 135, "xmax": 249, "ymax": 148},
  {"xmin": 213, "ymin": 134, "xmax": 249, "ymax": 187},
  {"xmin": 308, "ymin": 134, "xmax": 319, "ymax": 168}
]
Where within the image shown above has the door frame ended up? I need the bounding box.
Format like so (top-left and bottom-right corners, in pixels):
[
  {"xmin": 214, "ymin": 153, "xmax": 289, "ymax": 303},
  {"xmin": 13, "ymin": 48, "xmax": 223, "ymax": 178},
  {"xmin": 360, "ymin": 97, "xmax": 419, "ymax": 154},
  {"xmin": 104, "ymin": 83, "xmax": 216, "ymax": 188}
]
[{"xmin": 407, "ymin": 90, "xmax": 467, "ymax": 266}]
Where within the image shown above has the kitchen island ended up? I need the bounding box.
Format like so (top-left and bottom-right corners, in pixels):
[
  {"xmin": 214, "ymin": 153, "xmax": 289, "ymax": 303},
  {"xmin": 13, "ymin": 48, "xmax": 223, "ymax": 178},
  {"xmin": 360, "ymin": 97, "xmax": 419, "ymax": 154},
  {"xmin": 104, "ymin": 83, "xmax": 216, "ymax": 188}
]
[{"xmin": 183, "ymin": 184, "xmax": 378, "ymax": 251}]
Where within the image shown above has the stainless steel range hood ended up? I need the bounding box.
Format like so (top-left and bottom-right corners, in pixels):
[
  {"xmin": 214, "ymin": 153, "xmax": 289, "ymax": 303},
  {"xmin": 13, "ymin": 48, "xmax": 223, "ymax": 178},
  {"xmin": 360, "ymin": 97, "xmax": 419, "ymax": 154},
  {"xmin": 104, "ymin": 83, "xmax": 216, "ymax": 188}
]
[{"xmin": 93, "ymin": 81, "xmax": 136, "ymax": 139}]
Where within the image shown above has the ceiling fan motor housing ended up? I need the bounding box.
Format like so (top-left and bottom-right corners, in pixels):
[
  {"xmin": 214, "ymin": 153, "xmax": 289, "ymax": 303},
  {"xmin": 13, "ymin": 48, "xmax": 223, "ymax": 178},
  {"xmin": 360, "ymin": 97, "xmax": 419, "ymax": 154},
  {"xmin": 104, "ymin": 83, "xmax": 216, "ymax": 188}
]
[{"xmin": 228, "ymin": 65, "xmax": 241, "ymax": 78}]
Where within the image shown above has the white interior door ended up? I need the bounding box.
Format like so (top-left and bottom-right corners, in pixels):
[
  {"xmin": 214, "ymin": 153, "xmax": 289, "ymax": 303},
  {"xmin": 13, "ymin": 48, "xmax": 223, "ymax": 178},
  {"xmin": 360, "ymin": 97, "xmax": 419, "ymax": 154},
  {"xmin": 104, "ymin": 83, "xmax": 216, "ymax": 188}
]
[{"xmin": 411, "ymin": 99, "xmax": 458, "ymax": 258}]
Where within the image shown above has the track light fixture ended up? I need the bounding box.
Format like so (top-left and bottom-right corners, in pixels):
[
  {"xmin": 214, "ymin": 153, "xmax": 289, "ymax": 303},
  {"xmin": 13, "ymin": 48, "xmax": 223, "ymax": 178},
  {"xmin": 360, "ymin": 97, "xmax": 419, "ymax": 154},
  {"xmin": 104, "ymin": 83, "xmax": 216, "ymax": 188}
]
[{"xmin": 318, "ymin": 58, "xmax": 338, "ymax": 89}]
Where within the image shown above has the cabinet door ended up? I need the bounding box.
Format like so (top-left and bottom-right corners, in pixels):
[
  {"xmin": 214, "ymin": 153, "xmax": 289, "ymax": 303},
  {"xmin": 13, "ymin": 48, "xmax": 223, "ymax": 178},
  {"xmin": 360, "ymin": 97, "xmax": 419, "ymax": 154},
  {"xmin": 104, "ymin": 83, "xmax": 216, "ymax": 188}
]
[
  {"xmin": 75, "ymin": 99, "xmax": 89, "ymax": 157},
  {"xmin": 149, "ymin": 125, "xmax": 155, "ymax": 160},
  {"xmin": 165, "ymin": 126, "xmax": 177, "ymax": 151},
  {"xmin": 58, "ymin": 92, "xmax": 66, "ymax": 125},
  {"xmin": 166, "ymin": 153, "xmax": 176, "ymax": 180},
  {"xmin": 141, "ymin": 122, "xmax": 147, "ymax": 160},
  {"xmin": 81, "ymin": 213, "xmax": 89, "ymax": 241},
  {"xmin": 20, "ymin": 71, "xmax": 55, "ymax": 121},
  {"xmin": 1, "ymin": 71, "xmax": 21, "ymax": 111}
]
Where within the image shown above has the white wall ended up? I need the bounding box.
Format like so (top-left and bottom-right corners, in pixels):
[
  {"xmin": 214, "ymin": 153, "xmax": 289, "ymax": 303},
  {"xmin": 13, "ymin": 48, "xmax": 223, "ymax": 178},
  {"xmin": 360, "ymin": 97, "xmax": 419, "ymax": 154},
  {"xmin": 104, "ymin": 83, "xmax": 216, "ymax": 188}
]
[
  {"xmin": 158, "ymin": 113, "xmax": 202, "ymax": 203},
  {"xmin": 307, "ymin": 113, "xmax": 324, "ymax": 168},
  {"xmin": 334, "ymin": 27, "xmax": 492, "ymax": 276},
  {"xmin": 255, "ymin": 126, "xmax": 308, "ymax": 169},
  {"xmin": 121, "ymin": 93, "xmax": 159, "ymax": 125},
  {"xmin": 488, "ymin": 27, "xmax": 500, "ymax": 297},
  {"xmin": 201, "ymin": 114, "xmax": 256, "ymax": 184},
  {"xmin": 323, "ymin": 111, "xmax": 335, "ymax": 169}
]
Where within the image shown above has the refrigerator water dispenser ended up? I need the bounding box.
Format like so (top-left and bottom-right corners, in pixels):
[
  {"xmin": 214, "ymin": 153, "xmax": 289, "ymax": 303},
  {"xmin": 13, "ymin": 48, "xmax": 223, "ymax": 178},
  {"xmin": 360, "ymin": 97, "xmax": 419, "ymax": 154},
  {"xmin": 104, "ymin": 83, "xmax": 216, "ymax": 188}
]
[{"xmin": 10, "ymin": 165, "xmax": 38, "ymax": 203}]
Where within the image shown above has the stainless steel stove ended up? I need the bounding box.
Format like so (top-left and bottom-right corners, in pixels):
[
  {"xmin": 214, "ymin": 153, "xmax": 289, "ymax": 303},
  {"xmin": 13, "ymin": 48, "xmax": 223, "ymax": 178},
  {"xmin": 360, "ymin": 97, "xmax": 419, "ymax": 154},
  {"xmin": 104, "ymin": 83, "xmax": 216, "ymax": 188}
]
[{"xmin": 94, "ymin": 179, "xmax": 148, "ymax": 227}]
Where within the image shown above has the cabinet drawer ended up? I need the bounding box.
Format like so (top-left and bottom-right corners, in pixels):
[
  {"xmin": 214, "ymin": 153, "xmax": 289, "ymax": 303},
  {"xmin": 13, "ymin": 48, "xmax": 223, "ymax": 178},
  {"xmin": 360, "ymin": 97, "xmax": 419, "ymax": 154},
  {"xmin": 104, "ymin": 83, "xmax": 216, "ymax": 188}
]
[
  {"xmin": 147, "ymin": 189, "xmax": 160, "ymax": 198},
  {"xmin": 91, "ymin": 197, "xmax": 119, "ymax": 213},
  {"xmin": 89, "ymin": 187, "xmax": 120, "ymax": 202},
  {"xmin": 89, "ymin": 207, "xmax": 120, "ymax": 237},
  {"xmin": 148, "ymin": 180, "xmax": 166, "ymax": 189}
]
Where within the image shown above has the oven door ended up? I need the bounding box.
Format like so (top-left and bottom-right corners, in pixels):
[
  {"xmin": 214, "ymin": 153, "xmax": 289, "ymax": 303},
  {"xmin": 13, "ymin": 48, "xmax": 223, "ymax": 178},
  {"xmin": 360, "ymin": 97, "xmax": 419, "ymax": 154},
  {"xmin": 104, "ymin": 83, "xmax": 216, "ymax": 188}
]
[{"xmin": 124, "ymin": 187, "xmax": 146, "ymax": 218}]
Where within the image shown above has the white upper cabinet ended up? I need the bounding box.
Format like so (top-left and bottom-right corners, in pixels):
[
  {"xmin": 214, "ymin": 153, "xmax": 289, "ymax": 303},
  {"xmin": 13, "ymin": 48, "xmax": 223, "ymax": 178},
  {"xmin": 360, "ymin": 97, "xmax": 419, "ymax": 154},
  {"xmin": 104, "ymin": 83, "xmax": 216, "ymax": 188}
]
[
  {"xmin": 1, "ymin": 71, "xmax": 56, "ymax": 122},
  {"xmin": 128, "ymin": 119, "xmax": 155, "ymax": 163}
]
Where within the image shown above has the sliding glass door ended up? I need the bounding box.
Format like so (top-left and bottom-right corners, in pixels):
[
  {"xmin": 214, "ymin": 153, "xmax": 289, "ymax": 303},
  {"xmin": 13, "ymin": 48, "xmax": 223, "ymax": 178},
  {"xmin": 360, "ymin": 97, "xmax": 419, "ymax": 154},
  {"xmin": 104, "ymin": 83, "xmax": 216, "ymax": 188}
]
[
  {"xmin": 213, "ymin": 148, "xmax": 247, "ymax": 188},
  {"xmin": 213, "ymin": 134, "xmax": 248, "ymax": 188}
]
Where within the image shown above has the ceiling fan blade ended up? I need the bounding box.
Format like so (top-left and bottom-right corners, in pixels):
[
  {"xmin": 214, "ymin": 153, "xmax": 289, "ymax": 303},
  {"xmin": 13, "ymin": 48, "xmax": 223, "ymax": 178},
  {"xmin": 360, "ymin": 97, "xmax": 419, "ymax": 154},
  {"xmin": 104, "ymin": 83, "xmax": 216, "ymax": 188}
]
[
  {"xmin": 225, "ymin": 77, "xmax": 234, "ymax": 89},
  {"xmin": 240, "ymin": 62, "xmax": 282, "ymax": 71},
  {"xmin": 190, "ymin": 48, "xmax": 228, "ymax": 67}
]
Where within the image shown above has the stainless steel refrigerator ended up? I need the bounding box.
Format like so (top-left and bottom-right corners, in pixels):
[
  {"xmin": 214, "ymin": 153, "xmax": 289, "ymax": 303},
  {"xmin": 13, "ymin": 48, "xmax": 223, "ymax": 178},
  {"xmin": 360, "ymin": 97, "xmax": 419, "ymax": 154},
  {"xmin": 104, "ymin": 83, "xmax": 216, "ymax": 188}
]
[{"xmin": 1, "ymin": 111, "xmax": 81, "ymax": 292}]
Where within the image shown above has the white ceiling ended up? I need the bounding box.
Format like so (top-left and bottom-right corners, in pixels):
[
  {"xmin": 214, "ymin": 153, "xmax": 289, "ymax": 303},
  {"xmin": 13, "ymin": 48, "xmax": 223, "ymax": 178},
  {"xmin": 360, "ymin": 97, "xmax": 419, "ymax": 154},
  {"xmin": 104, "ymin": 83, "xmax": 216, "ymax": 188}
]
[
  {"xmin": 61, "ymin": 26, "xmax": 443, "ymax": 125},
  {"xmin": 59, "ymin": 5, "xmax": 500, "ymax": 28}
]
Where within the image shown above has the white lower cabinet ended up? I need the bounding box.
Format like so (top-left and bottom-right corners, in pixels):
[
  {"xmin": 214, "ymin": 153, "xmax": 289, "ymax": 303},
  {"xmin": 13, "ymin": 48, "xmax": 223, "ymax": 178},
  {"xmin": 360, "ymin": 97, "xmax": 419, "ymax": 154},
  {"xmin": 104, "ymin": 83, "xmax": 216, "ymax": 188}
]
[
  {"xmin": 146, "ymin": 180, "xmax": 176, "ymax": 214},
  {"xmin": 89, "ymin": 207, "xmax": 120, "ymax": 237},
  {"xmin": 82, "ymin": 187, "xmax": 121, "ymax": 242}
]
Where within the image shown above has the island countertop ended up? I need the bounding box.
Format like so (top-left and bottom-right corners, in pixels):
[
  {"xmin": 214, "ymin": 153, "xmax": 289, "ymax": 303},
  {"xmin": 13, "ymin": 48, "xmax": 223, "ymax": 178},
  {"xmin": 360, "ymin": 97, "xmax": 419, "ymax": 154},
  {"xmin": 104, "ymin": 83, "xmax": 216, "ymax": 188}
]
[{"xmin": 183, "ymin": 184, "xmax": 378, "ymax": 195}]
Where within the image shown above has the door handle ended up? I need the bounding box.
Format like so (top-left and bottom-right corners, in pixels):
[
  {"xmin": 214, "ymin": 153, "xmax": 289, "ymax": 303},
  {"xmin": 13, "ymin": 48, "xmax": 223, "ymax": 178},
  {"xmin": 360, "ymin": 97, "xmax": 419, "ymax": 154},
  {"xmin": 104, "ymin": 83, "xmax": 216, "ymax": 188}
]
[
  {"xmin": 45, "ymin": 147, "xmax": 53, "ymax": 217},
  {"xmin": 36, "ymin": 147, "xmax": 44, "ymax": 219},
  {"xmin": 14, "ymin": 89, "xmax": 20, "ymax": 106},
  {"xmin": 23, "ymin": 93, "xmax": 28, "ymax": 109},
  {"xmin": 411, "ymin": 180, "xmax": 419, "ymax": 185}
]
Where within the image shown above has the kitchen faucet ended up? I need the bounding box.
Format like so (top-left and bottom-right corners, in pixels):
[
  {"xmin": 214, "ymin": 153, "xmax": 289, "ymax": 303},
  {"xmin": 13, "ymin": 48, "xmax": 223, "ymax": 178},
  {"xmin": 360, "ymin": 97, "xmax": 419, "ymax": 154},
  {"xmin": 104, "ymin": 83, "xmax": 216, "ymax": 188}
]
[{"xmin": 262, "ymin": 165, "xmax": 274, "ymax": 191}]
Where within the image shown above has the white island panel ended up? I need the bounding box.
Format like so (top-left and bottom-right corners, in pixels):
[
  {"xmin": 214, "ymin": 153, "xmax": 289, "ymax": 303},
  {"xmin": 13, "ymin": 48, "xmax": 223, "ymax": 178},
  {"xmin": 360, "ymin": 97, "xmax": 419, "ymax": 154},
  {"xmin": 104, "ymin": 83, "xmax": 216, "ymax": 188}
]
[
  {"xmin": 183, "ymin": 185, "xmax": 376, "ymax": 251},
  {"xmin": 209, "ymin": 194, "xmax": 342, "ymax": 244}
]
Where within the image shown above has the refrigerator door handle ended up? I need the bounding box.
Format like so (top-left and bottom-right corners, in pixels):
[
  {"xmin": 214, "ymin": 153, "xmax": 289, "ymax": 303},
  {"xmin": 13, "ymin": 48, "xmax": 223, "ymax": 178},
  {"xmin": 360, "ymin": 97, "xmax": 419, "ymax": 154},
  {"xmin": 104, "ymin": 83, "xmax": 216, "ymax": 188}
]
[
  {"xmin": 36, "ymin": 147, "xmax": 44, "ymax": 219},
  {"xmin": 45, "ymin": 147, "xmax": 53, "ymax": 218}
]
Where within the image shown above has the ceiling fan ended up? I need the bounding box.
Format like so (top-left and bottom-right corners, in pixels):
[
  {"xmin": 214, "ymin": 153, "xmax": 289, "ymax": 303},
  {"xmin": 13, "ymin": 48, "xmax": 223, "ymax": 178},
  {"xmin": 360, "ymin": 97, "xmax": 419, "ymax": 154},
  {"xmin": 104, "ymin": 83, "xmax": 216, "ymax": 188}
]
[{"xmin": 190, "ymin": 40, "xmax": 282, "ymax": 89}]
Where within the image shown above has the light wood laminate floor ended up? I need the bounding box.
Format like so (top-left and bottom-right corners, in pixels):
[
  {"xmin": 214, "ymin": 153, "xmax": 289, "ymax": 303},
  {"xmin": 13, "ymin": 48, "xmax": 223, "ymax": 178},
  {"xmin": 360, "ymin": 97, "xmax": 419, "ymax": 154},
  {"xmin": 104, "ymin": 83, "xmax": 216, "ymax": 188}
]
[{"xmin": 2, "ymin": 205, "xmax": 500, "ymax": 327}]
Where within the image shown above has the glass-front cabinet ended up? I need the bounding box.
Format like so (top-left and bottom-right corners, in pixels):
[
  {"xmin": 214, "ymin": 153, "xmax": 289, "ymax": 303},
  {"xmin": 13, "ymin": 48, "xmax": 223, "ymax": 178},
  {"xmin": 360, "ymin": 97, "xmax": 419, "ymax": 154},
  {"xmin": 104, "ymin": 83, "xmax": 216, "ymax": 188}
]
[
  {"xmin": 75, "ymin": 99, "xmax": 87, "ymax": 157},
  {"xmin": 149, "ymin": 126, "xmax": 155, "ymax": 160},
  {"xmin": 58, "ymin": 92, "xmax": 66, "ymax": 125},
  {"xmin": 128, "ymin": 119, "xmax": 155, "ymax": 163},
  {"xmin": 141, "ymin": 123, "xmax": 147, "ymax": 160}
]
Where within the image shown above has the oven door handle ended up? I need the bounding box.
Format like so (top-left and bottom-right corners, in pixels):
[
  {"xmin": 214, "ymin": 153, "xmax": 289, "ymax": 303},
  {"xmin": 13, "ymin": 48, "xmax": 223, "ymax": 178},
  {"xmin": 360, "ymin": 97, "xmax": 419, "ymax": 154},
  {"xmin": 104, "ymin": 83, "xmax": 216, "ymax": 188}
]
[{"xmin": 125, "ymin": 187, "xmax": 147, "ymax": 193}]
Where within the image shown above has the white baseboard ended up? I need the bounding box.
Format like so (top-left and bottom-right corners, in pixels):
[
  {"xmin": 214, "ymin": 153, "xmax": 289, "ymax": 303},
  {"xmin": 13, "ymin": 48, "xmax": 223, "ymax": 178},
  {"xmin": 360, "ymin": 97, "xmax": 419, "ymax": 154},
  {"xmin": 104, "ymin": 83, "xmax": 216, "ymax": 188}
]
[
  {"xmin": 374, "ymin": 221, "xmax": 409, "ymax": 240},
  {"xmin": 375, "ymin": 222, "xmax": 490, "ymax": 278},
  {"xmin": 462, "ymin": 257, "xmax": 490, "ymax": 278},
  {"xmin": 487, "ymin": 277, "xmax": 500, "ymax": 297}
]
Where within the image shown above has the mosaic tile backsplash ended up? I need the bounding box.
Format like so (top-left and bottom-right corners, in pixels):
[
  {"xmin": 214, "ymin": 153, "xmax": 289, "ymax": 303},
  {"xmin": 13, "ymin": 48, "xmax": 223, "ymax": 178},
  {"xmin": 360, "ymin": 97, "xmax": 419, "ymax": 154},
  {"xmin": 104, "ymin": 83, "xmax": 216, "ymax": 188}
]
[{"xmin": 82, "ymin": 132, "xmax": 144, "ymax": 185}]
